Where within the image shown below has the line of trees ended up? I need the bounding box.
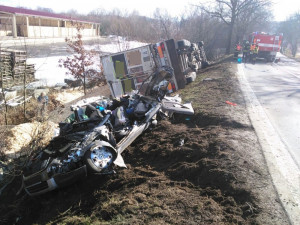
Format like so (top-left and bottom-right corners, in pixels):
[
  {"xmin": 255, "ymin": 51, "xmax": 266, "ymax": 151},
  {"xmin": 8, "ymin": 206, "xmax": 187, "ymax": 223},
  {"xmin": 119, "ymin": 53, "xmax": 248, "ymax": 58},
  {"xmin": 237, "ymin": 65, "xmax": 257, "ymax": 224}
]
[
  {"xmin": 196, "ymin": 0, "xmax": 273, "ymax": 54},
  {"xmin": 85, "ymin": 2, "xmax": 273, "ymax": 58},
  {"xmin": 82, "ymin": 6, "xmax": 270, "ymax": 58},
  {"xmin": 277, "ymin": 12, "xmax": 300, "ymax": 57},
  {"xmin": 29, "ymin": 3, "xmax": 300, "ymax": 57},
  {"xmin": 34, "ymin": 3, "xmax": 273, "ymax": 58}
]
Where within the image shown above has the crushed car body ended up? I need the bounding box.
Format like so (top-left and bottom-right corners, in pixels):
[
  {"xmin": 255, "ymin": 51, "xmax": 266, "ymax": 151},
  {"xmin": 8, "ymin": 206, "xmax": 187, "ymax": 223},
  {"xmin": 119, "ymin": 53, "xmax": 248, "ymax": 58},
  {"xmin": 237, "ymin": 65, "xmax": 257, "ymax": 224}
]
[{"xmin": 22, "ymin": 66, "xmax": 194, "ymax": 196}]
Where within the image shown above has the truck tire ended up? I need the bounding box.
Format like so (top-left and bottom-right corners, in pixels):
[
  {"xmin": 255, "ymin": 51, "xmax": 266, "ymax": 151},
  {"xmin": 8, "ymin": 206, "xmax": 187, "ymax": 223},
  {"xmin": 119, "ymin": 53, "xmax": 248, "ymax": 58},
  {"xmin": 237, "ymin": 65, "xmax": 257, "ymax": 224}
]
[{"xmin": 266, "ymin": 56, "xmax": 274, "ymax": 62}]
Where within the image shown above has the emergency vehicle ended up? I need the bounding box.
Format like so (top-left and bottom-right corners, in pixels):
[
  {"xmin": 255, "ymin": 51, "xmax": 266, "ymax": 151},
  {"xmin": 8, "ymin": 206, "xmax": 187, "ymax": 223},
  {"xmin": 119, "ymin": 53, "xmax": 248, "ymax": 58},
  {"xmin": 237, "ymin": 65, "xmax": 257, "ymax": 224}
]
[{"xmin": 248, "ymin": 32, "xmax": 283, "ymax": 62}]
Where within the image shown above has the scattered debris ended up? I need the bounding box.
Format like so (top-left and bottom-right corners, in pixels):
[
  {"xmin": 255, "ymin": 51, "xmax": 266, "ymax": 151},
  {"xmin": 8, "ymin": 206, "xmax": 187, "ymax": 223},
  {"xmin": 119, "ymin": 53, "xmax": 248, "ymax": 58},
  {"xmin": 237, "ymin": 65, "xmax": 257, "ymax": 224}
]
[
  {"xmin": 21, "ymin": 67, "xmax": 195, "ymax": 196},
  {"xmin": 226, "ymin": 100, "xmax": 237, "ymax": 106},
  {"xmin": 186, "ymin": 72, "xmax": 197, "ymax": 84},
  {"xmin": 179, "ymin": 138, "xmax": 185, "ymax": 146}
]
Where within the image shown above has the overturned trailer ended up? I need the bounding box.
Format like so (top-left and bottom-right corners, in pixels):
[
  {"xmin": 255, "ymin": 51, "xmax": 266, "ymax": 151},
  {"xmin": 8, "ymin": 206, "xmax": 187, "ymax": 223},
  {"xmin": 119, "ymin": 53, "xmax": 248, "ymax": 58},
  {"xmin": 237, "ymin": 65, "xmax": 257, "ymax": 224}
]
[{"xmin": 101, "ymin": 39, "xmax": 208, "ymax": 97}]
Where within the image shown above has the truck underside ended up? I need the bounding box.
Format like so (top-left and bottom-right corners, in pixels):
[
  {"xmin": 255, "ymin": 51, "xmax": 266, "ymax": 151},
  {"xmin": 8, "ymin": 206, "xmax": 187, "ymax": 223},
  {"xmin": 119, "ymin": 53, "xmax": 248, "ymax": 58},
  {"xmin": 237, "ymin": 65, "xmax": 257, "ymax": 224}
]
[{"xmin": 258, "ymin": 51, "xmax": 276, "ymax": 62}]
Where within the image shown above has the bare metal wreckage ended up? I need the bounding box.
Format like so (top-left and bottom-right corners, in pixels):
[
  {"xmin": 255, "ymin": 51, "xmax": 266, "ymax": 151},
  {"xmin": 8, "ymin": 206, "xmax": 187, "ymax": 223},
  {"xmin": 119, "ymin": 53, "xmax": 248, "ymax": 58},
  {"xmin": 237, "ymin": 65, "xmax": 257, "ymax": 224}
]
[{"xmin": 22, "ymin": 67, "xmax": 194, "ymax": 196}]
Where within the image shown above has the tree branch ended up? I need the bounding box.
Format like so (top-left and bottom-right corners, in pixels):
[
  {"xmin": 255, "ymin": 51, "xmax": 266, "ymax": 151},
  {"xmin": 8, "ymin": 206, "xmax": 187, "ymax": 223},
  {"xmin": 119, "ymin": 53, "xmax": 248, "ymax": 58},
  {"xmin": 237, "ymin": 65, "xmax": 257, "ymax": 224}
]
[{"xmin": 216, "ymin": 0, "xmax": 233, "ymax": 10}]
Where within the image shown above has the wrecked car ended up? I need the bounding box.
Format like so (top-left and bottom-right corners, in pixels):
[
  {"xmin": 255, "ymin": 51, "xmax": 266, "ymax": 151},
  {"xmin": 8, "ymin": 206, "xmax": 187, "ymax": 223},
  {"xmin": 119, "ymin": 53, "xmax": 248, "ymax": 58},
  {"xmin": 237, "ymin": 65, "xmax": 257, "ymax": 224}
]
[{"xmin": 22, "ymin": 67, "xmax": 194, "ymax": 196}]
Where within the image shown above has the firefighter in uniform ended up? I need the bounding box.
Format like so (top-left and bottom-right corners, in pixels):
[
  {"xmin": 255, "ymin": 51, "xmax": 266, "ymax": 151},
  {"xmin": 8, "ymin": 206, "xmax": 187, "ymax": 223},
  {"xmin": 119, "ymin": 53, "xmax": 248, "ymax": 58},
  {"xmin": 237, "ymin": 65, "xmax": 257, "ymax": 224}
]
[
  {"xmin": 234, "ymin": 42, "xmax": 242, "ymax": 58},
  {"xmin": 252, "ymin": 44, "xmax": 259, "ymax": 64},
  {"xmin": 243, "ymin": 41, "xmax": 250, "ymax": 63},
  {"xmin": 250, "ymin": 43, "xmax": 255, "ymax": 63}
]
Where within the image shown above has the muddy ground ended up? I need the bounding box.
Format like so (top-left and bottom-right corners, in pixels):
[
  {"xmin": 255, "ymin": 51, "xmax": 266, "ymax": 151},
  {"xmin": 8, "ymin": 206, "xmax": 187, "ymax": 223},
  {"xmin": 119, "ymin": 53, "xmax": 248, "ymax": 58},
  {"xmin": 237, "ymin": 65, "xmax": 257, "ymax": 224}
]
[{"xmin": 0, "ymin": 58, "xmax": 289, "ymax": 224}]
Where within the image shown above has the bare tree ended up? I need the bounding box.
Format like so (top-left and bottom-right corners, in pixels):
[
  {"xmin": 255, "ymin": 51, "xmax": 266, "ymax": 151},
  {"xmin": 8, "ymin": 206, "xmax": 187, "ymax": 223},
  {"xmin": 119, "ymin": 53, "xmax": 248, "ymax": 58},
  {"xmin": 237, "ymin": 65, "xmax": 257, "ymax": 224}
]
[
  {"xmin": 74, "ymin": 7, "xmax": 227, "ymax": 59},
  {"xmin": 235, "ymin": 3, "xmax": 273, "ymax": 43},
  {"xmin": 88, "ymin": 8, "xmax": 158, "ymax": 43},
  {"xmin": 153, "ymin": 8, "xmax": 173, "ymax": 40},
  {"xmin": 179, "ymin": 7, "xmax": 227, "ymax": 59},
  {"xmin": 197, "ymin": 0, "xmax": 272, "ymax": 54},
  {"xmin": 278, "ymin": 12, "xmax": 300, "ymax": 57},
  {"xmin": 36, "ymin": 7, "xmax": 54, "ymax": 13},
  {"xmin": 59, "ymin": 24, "xmax": 103, "ymax": 95}
]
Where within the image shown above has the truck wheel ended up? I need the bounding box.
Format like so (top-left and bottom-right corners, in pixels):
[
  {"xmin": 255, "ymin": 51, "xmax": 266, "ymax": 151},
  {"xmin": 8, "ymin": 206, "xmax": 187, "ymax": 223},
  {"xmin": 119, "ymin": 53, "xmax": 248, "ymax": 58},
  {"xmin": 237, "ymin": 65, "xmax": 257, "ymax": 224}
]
[
  {"xmin": 84, "ymin": 144, "xmax": 115, "ymax": 173},
  {"xmin": 266, "ymin": 56, "xmax": 273, "ymax": 62}
]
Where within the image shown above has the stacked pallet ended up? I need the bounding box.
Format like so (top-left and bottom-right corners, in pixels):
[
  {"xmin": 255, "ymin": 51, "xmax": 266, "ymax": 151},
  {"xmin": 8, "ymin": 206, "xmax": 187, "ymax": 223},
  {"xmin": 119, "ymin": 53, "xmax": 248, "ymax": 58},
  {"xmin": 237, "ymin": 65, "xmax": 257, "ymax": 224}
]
[
  {"xmin": 25, "ymin": 64, "xmax": 35, "ymax": 81},
  {"xmin": 0, "ymin": 49, "xmax": 35, "ymax": 89},
  {"xmin": 0, "ymin": 51, "xmax": 13, "ymax": 87}
]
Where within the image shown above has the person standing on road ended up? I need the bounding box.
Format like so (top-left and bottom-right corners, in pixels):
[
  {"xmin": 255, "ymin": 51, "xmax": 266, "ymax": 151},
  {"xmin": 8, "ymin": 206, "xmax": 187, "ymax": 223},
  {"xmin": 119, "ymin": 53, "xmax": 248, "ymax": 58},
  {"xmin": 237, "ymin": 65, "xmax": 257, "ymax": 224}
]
[
  {"xmin": 250, "ymin": 43, "xmax": 255, "ymax": 63},
  {"xmin": 234, "ymin": 42, "xmax": 242, "ymax": 58},
  {"xmin": 243, "ymin": 41, "xmax": 250, "ymax": 63},
  {"xmin": 252, "ymin": 44, "xmax": 259, "ymax": 64}
]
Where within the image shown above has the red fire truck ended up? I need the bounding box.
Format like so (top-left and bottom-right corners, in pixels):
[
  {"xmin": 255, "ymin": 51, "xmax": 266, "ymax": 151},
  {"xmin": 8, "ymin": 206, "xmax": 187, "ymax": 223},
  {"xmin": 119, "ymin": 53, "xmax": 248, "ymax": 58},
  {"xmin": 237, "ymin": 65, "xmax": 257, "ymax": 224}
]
[{"xmin": 248, "ymin": 32, "xmax": 283, "ymax": 62}]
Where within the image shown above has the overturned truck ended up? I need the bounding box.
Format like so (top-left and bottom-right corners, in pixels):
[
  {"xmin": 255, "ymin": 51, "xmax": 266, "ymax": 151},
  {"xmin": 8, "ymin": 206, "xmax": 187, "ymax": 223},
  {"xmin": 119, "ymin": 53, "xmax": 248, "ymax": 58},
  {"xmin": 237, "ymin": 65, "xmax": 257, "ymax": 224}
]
[{"xmin": 101, "ymin": 39, "xmax": 208, "ymax": 97}]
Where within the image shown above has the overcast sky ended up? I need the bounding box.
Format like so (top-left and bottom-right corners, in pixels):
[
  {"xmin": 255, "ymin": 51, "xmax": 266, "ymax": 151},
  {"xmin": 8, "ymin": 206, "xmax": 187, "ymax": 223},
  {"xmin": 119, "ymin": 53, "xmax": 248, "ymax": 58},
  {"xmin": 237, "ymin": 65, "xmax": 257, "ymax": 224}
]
[{"xmin": 0, "ymin": 0, "xmax": 299, "ymax": 21}]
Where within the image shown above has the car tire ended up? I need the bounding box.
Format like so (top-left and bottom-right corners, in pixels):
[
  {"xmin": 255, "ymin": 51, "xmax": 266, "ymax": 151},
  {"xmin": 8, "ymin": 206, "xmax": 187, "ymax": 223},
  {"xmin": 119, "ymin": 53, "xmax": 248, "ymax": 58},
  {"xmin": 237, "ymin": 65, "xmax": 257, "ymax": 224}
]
[{"xmin": 84, "ymin": 144, "xmax": 115, "ymax": 173}]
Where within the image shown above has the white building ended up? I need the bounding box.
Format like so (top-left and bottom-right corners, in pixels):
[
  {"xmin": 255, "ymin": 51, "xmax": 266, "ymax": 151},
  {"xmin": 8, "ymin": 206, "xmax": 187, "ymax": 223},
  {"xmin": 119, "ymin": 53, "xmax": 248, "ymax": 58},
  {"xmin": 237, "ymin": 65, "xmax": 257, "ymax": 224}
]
[{"xmin": 0, "ymin": 5, "xmax": 100, "ymax": 38}]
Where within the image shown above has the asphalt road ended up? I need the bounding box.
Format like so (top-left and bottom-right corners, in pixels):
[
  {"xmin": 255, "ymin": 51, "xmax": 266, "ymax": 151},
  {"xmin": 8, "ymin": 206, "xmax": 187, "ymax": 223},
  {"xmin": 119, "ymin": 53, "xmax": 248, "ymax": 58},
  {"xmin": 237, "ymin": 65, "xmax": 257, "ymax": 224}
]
[
  {"xmin": 238, "ymin": 55, "xmax": 300, "ymax": 223},
  {"xmin": 241, "ymin": 55, "xmax": 300, "ymax": 167}
]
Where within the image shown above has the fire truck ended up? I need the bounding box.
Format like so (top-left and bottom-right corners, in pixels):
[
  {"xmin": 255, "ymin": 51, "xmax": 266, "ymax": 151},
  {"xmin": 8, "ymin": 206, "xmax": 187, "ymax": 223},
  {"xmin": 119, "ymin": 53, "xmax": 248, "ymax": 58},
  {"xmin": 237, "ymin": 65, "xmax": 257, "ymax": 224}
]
[{"xmin": 248, "ymin": 32, "xmax": 283, "ymax": 62}]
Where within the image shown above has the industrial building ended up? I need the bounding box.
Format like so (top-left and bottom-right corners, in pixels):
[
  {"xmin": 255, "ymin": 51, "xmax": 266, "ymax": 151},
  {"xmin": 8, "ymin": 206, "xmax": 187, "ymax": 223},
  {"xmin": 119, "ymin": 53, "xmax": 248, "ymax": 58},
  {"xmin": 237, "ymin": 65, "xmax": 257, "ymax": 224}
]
[{"xmin": 0, "ymin": 5, "xmax": 100, "ymax": 38}]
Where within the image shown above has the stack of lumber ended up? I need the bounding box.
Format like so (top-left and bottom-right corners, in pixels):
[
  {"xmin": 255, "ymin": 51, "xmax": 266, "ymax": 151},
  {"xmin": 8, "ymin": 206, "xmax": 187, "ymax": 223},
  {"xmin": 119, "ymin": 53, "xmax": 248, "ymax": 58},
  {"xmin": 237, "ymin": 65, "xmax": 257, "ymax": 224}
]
[
  {"xmin": 0, "ymin": 51, "xmax": 13, "ymax": 87},
  {"xmin": 0, "ymin": 49, "xmax": 35, "ymax": 88}
]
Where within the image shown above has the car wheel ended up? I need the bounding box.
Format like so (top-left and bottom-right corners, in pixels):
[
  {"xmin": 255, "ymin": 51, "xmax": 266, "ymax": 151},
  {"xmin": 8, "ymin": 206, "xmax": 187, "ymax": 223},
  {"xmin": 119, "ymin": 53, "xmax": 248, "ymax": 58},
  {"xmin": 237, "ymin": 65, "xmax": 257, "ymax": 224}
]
[{"xmin": 84, "ymin": 144, "xmax": 115, "ymax": 173}]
